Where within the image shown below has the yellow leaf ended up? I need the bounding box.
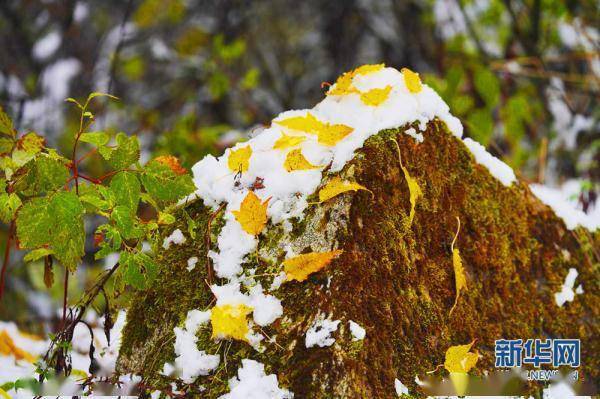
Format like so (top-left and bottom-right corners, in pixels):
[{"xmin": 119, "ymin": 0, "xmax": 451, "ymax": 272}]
[
  {"xmin": 227, "ymin": 145, "xmax": 252, "ymax": 173},
  {"xmin": 450, "ymin": 217, "xmax": 466, "ymax": 315},
  {"xmin": 276, "ymin": 113, "xmax": 325, "ymax": 134},
  {"xmin": 392, "ymin": 139, "xmax": 422, "ymax": 226},
  {"xmin": 402, "ymin": 67, "xmax": 422, "ymax": 93},
  {"xmin": 353, "ymin": 63, "xmax": 385, "ymax": 76},
  {"xmin": 318, "ymin": 177, "xmax": 371, "ymax": 202},
  {"xmin": 0, "ymin": 387, "xmax": 11, "ymax": 399},
  {"xmin": 232, "ymin": 191, "xmax": 270, "ymax": 236},
  {"xmin": 0, "ymin": 330, "xmax": 37, "ymax": 363},
  {"xmin": 210, "ymin": 304, "xmax": 253, "ymax": 342},
  {"xmin": 273, "ymin": 133, "xmax": 306, "ymax": 150},
  {"xmin": 327, "ymin": 72, "xmax": 357, "ymax": 96},
  {"xmin": 284, "ymin": 149, "xmax": 321, "ymax": 172},
  {"xmin": 444, "ymin": 341, "xmax": 479, "ymax": 374},
  {"xmin": 284, "ymin": 250, "xmax": 343, "ymax": 282},
  {"xmin": 317, "ymin": 123, "xmax": 353, "ymax": 146},
  {"xmin": 360, "ymin": 86, "xmax": 392, "ymax": 106}
]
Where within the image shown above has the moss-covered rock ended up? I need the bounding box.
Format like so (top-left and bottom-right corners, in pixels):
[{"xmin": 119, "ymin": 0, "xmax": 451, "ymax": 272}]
[{"xmin": 117, "ymin": 120, "xmax": 599, "ymax": 398}]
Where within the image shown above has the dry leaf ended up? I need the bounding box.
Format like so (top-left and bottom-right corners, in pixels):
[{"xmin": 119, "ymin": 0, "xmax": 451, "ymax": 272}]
[
  {"xmin": 273, "ymin": 133, "xmax": 306, "ymax": 150},
  {"xmin": 444, "ymin": 341, "xmax": 478, "ymax": 373},
  {"xmin": 0, "ymin": 330, "xmax": 37, "ymax": 363},
  {"xmin": 210, "ymin": 304, "xmax": 253, "ymax": 342},
  {"xmin": 276, "ymin": 113, "xmax": 324, "ymax": 134},
  {"xmin": 232, "ymin": 191, "xmax": 270, "ymax": 236},
  {"xmin": 155, "ymin": 155, "xmax": 187, "ymax": 175},
  {"xmin": 318, "ymin": 177, "xmax": 371, "ymax": 202},
  {"xmin": 402, "ymin": 67, "xmax": 422, "ymax": 93},
  {"xmin": 317, "ymin": 124, "xmax": 353, "ymax": 146},
  {"xmin": 450, "ymin": 217, "xmax": 466, "ymax": 315},
  {"xmin": 284, "ymin": 250, "xmax": 343, "ymax": 282},
  {"xmin": 392, "ymin": 139, "xmax": 422, "ymax": 226},
  {"xmin": 284, "ymin": 149, "xmax": 321, "ymax": 172},
  {"xmin": 227, "ymin": 146, "xmax": 252, "ymax": 173},
  {"xmin": 360, "ymin": 86, "xmax": 392, "ymax": 106}
]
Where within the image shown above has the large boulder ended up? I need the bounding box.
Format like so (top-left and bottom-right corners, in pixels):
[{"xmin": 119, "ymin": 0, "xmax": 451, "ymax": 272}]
[{"xmin": 117, "ymin": 67, "xmax": 598, "ymax": 398}]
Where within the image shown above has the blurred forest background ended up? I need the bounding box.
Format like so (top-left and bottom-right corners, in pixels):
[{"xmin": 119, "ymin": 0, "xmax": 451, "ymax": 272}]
[{"xmin": 0, "ymin": 0, "xmax": 598, "ymax": 328}]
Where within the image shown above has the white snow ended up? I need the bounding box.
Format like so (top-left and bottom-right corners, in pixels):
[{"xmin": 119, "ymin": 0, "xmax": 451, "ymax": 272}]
[
  {"xmin": 187, "ymin": 256, "xmax": 199, "ymax": 271},
  {"xmin": 543, "ymin": 380, "xmax": 590, "ymax": 399},
  {"xmin": 348, "ymin": 320, "xmax": 366, "ymax": 341},
  {"xmin": 219, "ymin": 359, "xmax": 293, "ymax": 399},
  {"xmin": 305, "ymin": 313, "xmax": 340, "ymax": 348},
  {"xmin": 404, "ymin": 127, "xmax": 424, "ymax": 143},
  {"xmin": 530, "ymin": 184, "xmax": 599, "ymax": 231},
  {"xmin": 33, "ymin": 30, "xmax": 62, "ymax": 60},
  {"xmin": 394, "ymin": 378, "xmax": 409, "ymax": 396},
  {"xmin": 462, "ymin": 138, "xmax": 516, "ymax": 186},
  {"xmin": 210, "ymin": 282, "xmax": 282, "ymax": 328},
  {"xmin": 162, "ymin": 228, "xmax": 186, "ymax": 249},
  {"xmin": 554, "ymin": 268, "xmax": 583, "ymax": 307},
  {"xmin": 171, "ymin": 309, "xmax": 219, "ymax": 383}
]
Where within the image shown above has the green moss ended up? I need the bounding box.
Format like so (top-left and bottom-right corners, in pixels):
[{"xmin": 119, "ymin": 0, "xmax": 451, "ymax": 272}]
[{"xmin": 118, "ymin": 120, "xmax": 599, "ymax": 398}]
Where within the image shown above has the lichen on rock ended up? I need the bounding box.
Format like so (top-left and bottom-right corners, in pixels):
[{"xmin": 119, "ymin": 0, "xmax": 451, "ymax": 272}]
[{"xmin": 117, "ymin": 66, "xmax": 599, "ymax": 398}]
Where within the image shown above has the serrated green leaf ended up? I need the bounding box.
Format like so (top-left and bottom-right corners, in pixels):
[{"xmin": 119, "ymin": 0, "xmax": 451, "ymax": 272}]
[
  {"xmin": 0, "ymin": 137, "xmax": 14, "ymax": 155},
  {"xmin": 136, "ymin": 252, "xmax": 158, "ymax": 282},
  {"xmin": 18, "ymin": 132, "xmax": 45, "ymax": 155},
  {"xmin": 47, "ymin": 191, "xmax": 85, "ymax": 271},
  {"xmin": 140, "ymin": 159, "xmax": 194, "ymax": 204},
  {"xmin": 79, "ymin": 132, "xmax": 110, "ymax": 146},
  {"xmin": 120, "ymin": 251, "xmax": 145, "ymax": 290},
  {"xmin": 108, "ymin": 133, "xmax": 139, "ymax": 170},
  {"xmin": 98, "ymin": 145, "xmax": 114, "ymax": 160},
  {"xmin": 16, "ymin": 155, "xmax": 70, "ymax": 196},
  {"xmin": 16, "ymin": 197, "xmax": 52, "ymax": 248},
  {"xmin": 110, "ymin": 171, "xmax": 140, "ymax": 211},
  {"xmin": 0, "ymin": 106, "xmax": 15, "ymax": 137},
  {"xmin": 0, "ymin": 192, "xmax": 22, "ymax": 223},
  {"xmin": 111, "ymin": 205, "xmax": 143, "ymax": 239},
  {"xmin": 23, "ymin": 248, "xmax": 53, "ymax": 262}
]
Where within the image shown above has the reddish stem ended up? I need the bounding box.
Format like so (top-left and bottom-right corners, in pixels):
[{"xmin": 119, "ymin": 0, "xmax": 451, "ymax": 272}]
[{"xmin": 0, "ymin": 221, "xmax": 15, "ymax": 303}]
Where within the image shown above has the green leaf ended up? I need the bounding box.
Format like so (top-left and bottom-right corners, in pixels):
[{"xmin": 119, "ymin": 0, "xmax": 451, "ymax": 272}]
[
  {"xmin": 16, "ymin": 197, "xmax": 52, "ymax": 248},
  {"xmin": 110, "ymin": 171, "xmax": 140, "ymax": 211},
  {"xmin": 16, "ymin": 155, "xmax": 70, "ymax": 196},
  {"xmin": 0, "ymin": 137, "xmax": 14, "ymax": 155},
  {"xmin": 120, "ymin": 251, "xmax": 145, "ymax": 290},
  {"xmin": 108, "ymin": 133, "xmax": 140, "ymax": 170},
  {"xmin": 111, "ymin": 205, "xmax": 143, "ymax": 239},
  {"xmin": 87, "ymin": 92, "xmax": 119, "ymax": 103},
  {"xmin": 47, "ymin": 191, "xmax": 85, "ymax": 271},
  {"xmin": 140, "ymin": 159, "xmax": 195, "ymax": 204},
  {"xmin": 136, "ymin": 252, "xmax": 159, "ymax": 282},
  {"xmin": 158, "ymin": 212, "xmax": 175, "ymax": 225},
  {"xmin": 79, "ymin": 132, "xmax": 110, "ymax": 146},
  {"xmin": 467, "ymin": 108, "xmax": 494, "ymax": 145},
  {"xmin": 79, "ymin": 184, "xmax": 109, "ymax": 211},
  {"xmin": 0, "ymin": 192, "xmax": 22, "ymax": 223},
  {"xmin": 23, "ymin": 248, "xmax": 53, "ymax": 262},
  {"xmin": 473, "ymin": 67, "xmax": 500, "ymax": 108},
  {"xmin": 0, "ymin": 106, "xmax": 15, "ymax": 137},
  {"xmin": 18, "ymin": 132, "xmax": 45, "ymax": 155}
]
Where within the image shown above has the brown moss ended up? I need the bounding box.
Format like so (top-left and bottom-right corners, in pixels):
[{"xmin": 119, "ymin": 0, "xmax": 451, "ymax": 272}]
[{"xmin": 118, "ymin": 120, "xmax": 599, "ymax": 398}]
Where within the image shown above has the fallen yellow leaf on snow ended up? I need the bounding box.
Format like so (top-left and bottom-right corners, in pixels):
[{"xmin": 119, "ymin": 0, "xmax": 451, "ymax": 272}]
[
  {"xmin": 276, "ymin": 113, "xmax": 324, "ymax": 134},
  {"xmin": 273, "ymin": 133, "xmax": 306, "ymax": 150},
  {"xmin": 0, "ymin": 330, "xmax": 37, "ymax": 363},
  {"xmin": 318, "ymin": 177, "xmax": 371, "ymax": 203},
  {"xmin": 210, "ymin": 304, "xmax": 253, "ymax": 342},
  {"xmin": 284, "ymin": 149, "xmax": 321, "ymax": 172},
  {"xmin": 444, "ymin": 341, "xmax": 479, "ymax": 395},
  {"xmin": 360, "ymin": 86, "xmax": 392, "ymax": 106},
  {"xmin": 327, "ymin": 64, "xmax": 385, "ymax": 96},
  {"xmin": 450, "ymin": 217, "xmax": 466, "ymax": 315},
  {"xmin": 353, "ymin": 63, "xmax": 385, "ymax": 76},
  {"xmin": 317, "ymin": 123, "xmax": 353, "ymax": 146},
  {"xmin": 227, "ymin": 146, "xmax": 252, "ymax": 173},
  {"xmin": 232, "ymin": 191, "xmax": 270, "ymax": 236},
  {"xmin": 402, "ymin": 67, "xmax": 422, "ymax": 93},
  {"xmin": 284, "ymin": 250, "xmax": 343, "ymax": 282}
]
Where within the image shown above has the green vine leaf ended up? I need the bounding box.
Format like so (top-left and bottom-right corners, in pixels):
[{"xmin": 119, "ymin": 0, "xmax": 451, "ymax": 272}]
[
  {"xmin": 79, "ymin": 132, "xmax": 110, "ymax": 146},
  {"xmin": 108, "ymin": 133, "xmax": 140, "ymax": 170},
  {"xmin": 110, "ymin": 171, "xmax": 141, "ymax": 211}
]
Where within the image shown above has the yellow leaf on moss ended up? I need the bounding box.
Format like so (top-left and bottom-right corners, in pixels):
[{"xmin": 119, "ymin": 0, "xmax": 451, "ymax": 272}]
[
  {"xmin": 232, "ymin": 191, "xmax": 270, "ymax": 236},
  {"xmin": 353, "ymin": 63, "xmax": 385, "ymax": 76},
  {"xmin": 227, "ymin": 146, "xmax": 252, "ymax": 173},
  {"xmin": 402, "ymin": 67, "xmax": 422, "ymax": 93},
  {"xmin": 318, "ymin": 177, "xmax": 371, "ymax": 202},
  {"xmin": 284, "ymin": 149, "xmax": 321, "ymax": 172},
  {"xmin": 0, "ymin": 387, "xmax": 11, "ymax": 399},
  {"xmin": 317, "ymin": 124, "xmax": 353, "ymax": 146},
  {"xmin": 210, "ymin": 304, "xmax": 253, "ymax": 342},
  {"xmin": 273, "ymin": 133, "xmax": 306, "ymax": 150},
  {"xmin": 360, "ymin": 86, "xmax": 392, "ymax": 106},
  {"xmin": 450, "ymin": 218, "xmax": 466, "ymax": 315},
  {"xmin": 401, "ymin": 163, "xmax": 422, "ymax": 226},
  {"xmin": 276, "ymin": 113, "xmax": 324, "ymax": 134},
  {"xmin": 0, "ymin": 330, "xmax": 37, "ymax": 363},
  {"xmin": 284, "ymin": 250, "xmax": 343, "ymax": 282},
  {"xmin": 444, "ymin": 341, "xmax": 479, "ymax": 373}
]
